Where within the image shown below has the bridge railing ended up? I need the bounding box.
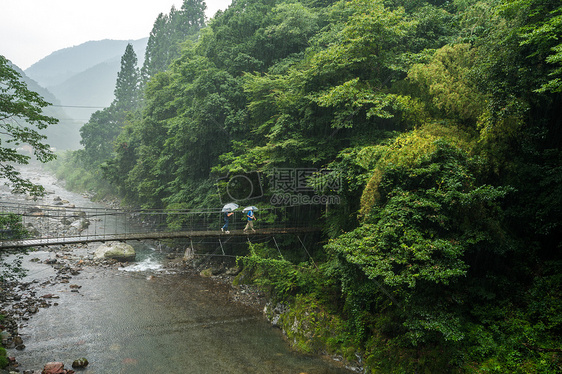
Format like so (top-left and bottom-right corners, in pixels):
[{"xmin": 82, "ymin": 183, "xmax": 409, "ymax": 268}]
[{"xmin": 1, "ymin": 201, "xmax": 321, "ymax": 244}]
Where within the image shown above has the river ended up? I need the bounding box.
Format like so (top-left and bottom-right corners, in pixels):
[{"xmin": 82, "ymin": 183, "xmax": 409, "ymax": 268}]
[{"xmin": 3, "ymin": 165, "xmax": 354, "ymax": 373}]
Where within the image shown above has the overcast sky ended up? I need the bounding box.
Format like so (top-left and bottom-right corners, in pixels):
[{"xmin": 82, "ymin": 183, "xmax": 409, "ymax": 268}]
[{"xmin": 1, "ymin": 0, "xmax": 232, "ymax": 70}]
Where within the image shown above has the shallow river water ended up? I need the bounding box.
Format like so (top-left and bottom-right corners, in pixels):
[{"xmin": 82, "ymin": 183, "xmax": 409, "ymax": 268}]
[{"xmin": 4, "ymin": 165, "xmax": 353, "ymax": 373}]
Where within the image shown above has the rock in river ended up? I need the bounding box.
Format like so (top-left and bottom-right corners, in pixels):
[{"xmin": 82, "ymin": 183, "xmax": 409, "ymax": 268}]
[
  {"xmin": 41, "ymin": 361, "xmax": 73, "ymax": 374},
  {"xmin": 72, "ymin": 357, "xmax": 89, "ymax": 368},
  {"xmin": 70, "ymin": 218, "xmax": 90, "ymax": 230},
  {"xmin": 94, "ymin": 242, "xmax": 136, "ymax": 262}
]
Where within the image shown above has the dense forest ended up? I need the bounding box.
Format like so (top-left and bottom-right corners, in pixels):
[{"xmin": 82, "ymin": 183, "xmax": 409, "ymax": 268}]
[{"xmin": 48, "ymin": 0, "xmax": 562, "ymax": 372}]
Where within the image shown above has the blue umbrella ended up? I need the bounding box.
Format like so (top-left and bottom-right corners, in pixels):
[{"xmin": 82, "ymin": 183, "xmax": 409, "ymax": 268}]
[{"xmin": 222, "ymin": 203, "xmax": 239, "ymax": 212}]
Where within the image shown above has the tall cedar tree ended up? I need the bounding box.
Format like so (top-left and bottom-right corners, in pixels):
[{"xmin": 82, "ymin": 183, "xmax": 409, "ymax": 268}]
[
  {"xmin": 79, "ymin": 45, "xmax": 140, "ymax": 166},
  {"xmin": 114, "ymin": 44, "xmax": 140, "ymax": 112},
  {"xmin": 141, "ymin": 0, "xmax": 206, "ymax": 84}
]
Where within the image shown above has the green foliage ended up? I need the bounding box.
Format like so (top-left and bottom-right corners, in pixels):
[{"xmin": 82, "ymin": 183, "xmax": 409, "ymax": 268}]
[
  {"xmin": 79, "ymin": 45, "xmax": 141, "ymax": 169},
  {"xmin": 408, "ymin": 43, "xmax": 486, "ymax": 125},
  {"xmin": 359, "ymin": 123, "xmax": 474, "ymax": 217},
  {"xmin": 0, "ymin": 212, "xmax": 27, "ymax": 240},
  {"xmin": 141, "ymin": 0, "xmax": 206, "ymax": 83},
  {"xmin": 327, "ymin": 138, "xmax": 511, "ymax": 345},
  {"xmin": 261, "ymin": 2, "xmax": 319, "ymax": 62},
  {"xmin": 0, "ymin": 346, "xmax": 8, "ymax": 369},
  {"xmin": 502, "ymin": 0, "xmax": 562, "ymax": 93},
  {"xmin": 114, "ymin": 44, "xmax": 140, "ymax": 111},
  {"xmin": 306, "ymin": 0, "xmax": 417, "ymax": 123},
  {"xmin": 45, "ymin": 150, "xmax": 115, "ymax": 199},
  {"xmin": 232, "ymin": 0, "xmax": 422, "ymax": 172},
  {"xmin": 0, "ymin": 55, "xmax": 57, "ymax": 195},
  {"xmin": 456, "ymin": 263, "xmax": 562, "ymax": 372},
  {"xmin": 271, "ymin": 294, "xmax": 348, "ymax": 355},
  {"xmin": 79, "ymin": 107, "xmax": 121, "ymax": 166},
  {"xmin": 237, "ymin": 242, "xmax": 320, "ymax": 301},
  {"xmin": 0, "ymin": 212, "xmax": 29, "ymax": 281}
]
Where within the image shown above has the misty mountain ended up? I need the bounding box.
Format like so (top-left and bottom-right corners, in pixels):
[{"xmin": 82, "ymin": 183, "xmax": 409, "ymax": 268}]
[
  {"xmin": 7, "ymin": 61, "xmax": 82, "ymax": 150},
  {"xmin": 47, "ymin": 59, "xmax": 121, "ymax": 121},
  {"xmin": 21, "ymin": 38, "xmax": 148, "ymax": 150},
  {"xmin": 25, "ymin": 39, "xmax": 148, "ymax": 88},
  {"xmin": 26, "ymin": 38, "xmax": 147, "ymax": 115}
]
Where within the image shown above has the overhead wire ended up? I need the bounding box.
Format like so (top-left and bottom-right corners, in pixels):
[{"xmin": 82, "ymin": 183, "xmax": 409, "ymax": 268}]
[{"xmin": 49, "ymin": 104, "xmax": 107, "ymax": 109}]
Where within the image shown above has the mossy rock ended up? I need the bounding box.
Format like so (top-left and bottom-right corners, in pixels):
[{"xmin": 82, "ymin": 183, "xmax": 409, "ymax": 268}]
[
  {"xmin": 200, "ymin": 268, "xmax": 213, "ymax": 277},
  {"xmin": 72, "ymin": 357, "xmax": 89, "ymax": 368}
]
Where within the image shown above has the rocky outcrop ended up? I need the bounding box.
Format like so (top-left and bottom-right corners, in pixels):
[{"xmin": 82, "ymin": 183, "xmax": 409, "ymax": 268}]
[{"xmin": 94, "ymin": 242, "xmax": 136, "ymax": 262}]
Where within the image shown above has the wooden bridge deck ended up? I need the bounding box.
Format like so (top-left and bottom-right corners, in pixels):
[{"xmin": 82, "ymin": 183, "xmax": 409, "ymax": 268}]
[{"xmin": 0, "ymin": 227, "xmax": 321, "ymax": 249}]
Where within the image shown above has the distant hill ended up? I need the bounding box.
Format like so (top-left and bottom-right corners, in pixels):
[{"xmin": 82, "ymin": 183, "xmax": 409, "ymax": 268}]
[
  {"xmin": 25, "ymin": 39, "xmax": 148, "ymax": 88},
  {"xmin": 47, "ymin": 59, "xmax": 121, "ymax": 121},
  {"xmin": 7, "ymin": 61, "xmax": 82, "ymax": 150},
  {"xmin": 21, "ymin": 38, "xmax": 148, "ymax": 150}
]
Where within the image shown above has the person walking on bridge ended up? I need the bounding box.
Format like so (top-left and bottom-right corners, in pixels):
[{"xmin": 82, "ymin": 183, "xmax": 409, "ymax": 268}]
[
  {"xmin": 222, "ymin": 211, "xmax": 234, "ymax": 234},
  {"xmin": 244, "ymin": 209, "xmax": 256, "ymax": 233}
]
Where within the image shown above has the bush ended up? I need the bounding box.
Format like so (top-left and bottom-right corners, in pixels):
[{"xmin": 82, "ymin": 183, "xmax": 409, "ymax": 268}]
[
  {"xmin": 0, "ymin": 347, "xmax": 8, "ymax": 369},
  {"xmin": 236, "ymin": 243, "xmax": 320, "ymax": 301}
]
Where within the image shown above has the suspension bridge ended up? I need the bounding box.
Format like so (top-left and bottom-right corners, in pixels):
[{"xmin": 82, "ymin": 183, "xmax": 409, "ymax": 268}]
[{"xmin": 0, "ymin": 201, "xmax": 322, "ymax": 250}]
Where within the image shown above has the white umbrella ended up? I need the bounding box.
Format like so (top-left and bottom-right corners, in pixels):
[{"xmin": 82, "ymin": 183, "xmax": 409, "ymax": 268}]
[
  {"xmin": 222, "ymin": 202, "xmax": 239, "ymax": 212},
  {"xmin": 242, "ymin": 206, "xmax": 259, "ymax": 212}
]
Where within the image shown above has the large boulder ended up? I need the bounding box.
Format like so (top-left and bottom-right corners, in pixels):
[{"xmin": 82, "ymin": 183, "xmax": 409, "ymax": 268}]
[
  {"xmin": 94, "ymin": 242, "xmax": 136, "ymax": 262},
  {"xmin": 71, "ymin": 218, "xmax": 90, "ymax": 230}
]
